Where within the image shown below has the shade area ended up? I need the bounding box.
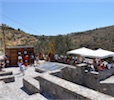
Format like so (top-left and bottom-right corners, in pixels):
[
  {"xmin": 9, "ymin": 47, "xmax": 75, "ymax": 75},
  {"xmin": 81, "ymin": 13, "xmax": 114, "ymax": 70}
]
[{"xmin": 67, "ymin": 47, "xmax": 114, "ymax": 59}]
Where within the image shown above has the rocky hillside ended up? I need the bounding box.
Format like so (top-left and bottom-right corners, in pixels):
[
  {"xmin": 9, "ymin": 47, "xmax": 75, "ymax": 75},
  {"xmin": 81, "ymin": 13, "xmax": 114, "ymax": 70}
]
[
  {"xmin": 0, "ymin": 24, "xmax": 38, "ymax": 47},
  {"xmin": 0, "ymin": 24, "xmax": 114, "ymax": 53},
  {"xmin": 69, "ymin": 25, "xmax": 114, "ymax": 51}
]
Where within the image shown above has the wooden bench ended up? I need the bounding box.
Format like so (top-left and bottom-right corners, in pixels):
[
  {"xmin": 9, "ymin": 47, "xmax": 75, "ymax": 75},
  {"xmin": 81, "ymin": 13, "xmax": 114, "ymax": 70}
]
[
  {"xmin": 23, "ymin": 77, "xmax": 40, "ymax": 95},
  {"xmin": 0, "ymin": 75, "xmax": 15, "ymax": 83}
]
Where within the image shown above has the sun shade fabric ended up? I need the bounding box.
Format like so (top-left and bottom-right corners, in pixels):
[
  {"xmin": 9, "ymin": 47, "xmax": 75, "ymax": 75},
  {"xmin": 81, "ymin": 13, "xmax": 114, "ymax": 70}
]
[
  {"xmin": 67, "ymin": 47, "xmax": 114, "ymax": 59},
  {"xmin": 67, "ymin": 47, "xmax": 94, "ymax": 56}
]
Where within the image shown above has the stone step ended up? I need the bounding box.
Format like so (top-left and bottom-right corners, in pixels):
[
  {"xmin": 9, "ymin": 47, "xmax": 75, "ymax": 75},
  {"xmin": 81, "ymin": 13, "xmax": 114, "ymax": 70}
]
[
  {"xmin": 0, "ymin": 75, "xmax": 15, "ymax": 83},
  {"xmin": 100, "ymin": 75, "xmax": 114, "ymax": 84},
  {"xmin": 25, "ymin": 93, "xmax": 48, "ymax": 100},
  {"xmin": 37, "ymin": 73, "xmax": 114, "ymax": 100},
  {"xmin": 23, "ymin": 77, "xmax": 40, "ymax": 95},
  {"xmin": 35, "ymin": 67, "xmax": 46, "ymax": 73},
  {"xmin": 0, "ymin": 71, "xmax": 13, "ymax": 76},
  {"xmin": 0, "ymin": 81, "xmax": 4, "ymax": 89}
]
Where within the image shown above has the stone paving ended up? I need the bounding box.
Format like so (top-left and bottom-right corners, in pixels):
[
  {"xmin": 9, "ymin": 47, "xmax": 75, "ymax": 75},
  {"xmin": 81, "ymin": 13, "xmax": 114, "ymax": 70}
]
[
  {"xmin": 0, "ymin": 65, "xmax": 47, "ymax": 100},
  {"xmin": 0, "ymin": 61, "xmax": 114, "ymax": 100},
  {"xmin": 100, "ymin": 75, "xmax": 114, "ymax": 84}
]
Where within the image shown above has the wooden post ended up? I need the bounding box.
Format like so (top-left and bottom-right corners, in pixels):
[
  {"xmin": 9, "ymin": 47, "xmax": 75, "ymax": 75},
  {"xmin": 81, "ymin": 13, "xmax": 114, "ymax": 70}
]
[{"xmin": 2, "ymin": 24, "xmax": 6, "ymax": 55}]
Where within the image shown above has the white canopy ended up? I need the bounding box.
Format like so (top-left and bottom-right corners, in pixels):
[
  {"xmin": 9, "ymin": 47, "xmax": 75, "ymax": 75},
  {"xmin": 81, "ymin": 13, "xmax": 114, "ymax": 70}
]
[
  {"xmin": 67, "ymin": 47, "xmax": 94, "ymax": 56},
  {"xmin": 67, "ymin": 47, "xmax": 114, "ymax": 59},
  {"xmin": 91, "ymin": 48, "xmax": 114, "ymax": 59}
]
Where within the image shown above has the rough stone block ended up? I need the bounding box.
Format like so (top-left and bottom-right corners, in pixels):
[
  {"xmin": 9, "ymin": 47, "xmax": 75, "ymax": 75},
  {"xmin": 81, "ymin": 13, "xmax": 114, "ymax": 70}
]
[
  {"xmin": 0, "ymin": 75, "xmax": 15, "ymax": 83},
  {"xmin": 35, "ymin": 67, "xmax": 46, "ymax": 73},
  {"xmin": 0, "ymin": 71, "xmax": 13, "ymax": 76},
  {"xmin": 38, "ymin": 74, "xmax": 114, "ymax": 100},
  {"xmin": 23, "ymin": 77, "xmax": 40, "ymax": 95}
]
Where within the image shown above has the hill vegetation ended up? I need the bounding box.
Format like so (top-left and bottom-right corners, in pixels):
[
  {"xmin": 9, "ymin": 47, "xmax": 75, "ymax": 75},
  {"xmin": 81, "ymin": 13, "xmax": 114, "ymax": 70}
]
[
  {"xmin": 0, "ymin": 24, "xmax": 38, "ymax": 46},
  {"xmin": 69, "ymin": 25, "xmax": 114, "ymax": 51},
  {"xmin": 0, "ymin": 24, "xmax": 114, "ymax": 55}
]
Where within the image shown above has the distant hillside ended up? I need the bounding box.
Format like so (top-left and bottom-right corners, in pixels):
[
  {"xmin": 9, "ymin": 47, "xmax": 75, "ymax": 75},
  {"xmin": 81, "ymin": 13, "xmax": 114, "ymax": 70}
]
[
  {"xmin": 0, "ymin": 24, "xmax": 38, "ymax": 47},
  {"xmin": 0, "ymin": 24, "xmax": 114, "ymax": 54},
  {"xmin": 69, "ymin": 25, "xmax": 114, "ymax": 51}
]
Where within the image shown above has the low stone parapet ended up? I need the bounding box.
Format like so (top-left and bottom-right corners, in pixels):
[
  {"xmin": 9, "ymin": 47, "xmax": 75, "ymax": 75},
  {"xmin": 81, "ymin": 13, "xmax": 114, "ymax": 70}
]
[
  {"xmin": 35, "ymin": 67, "xmax": 46, "ymax": 73},
  {"xmin": 37, "ymin": 74, "xmax": 114, "ymax": 100},
  {"xmin": 0, "ymin": 71, "xmax": 13, "ymax": 76},
  {"xmin": 23, "ymin": 77, "xmax": 40, "ymax": 95},
  {"xmin": 26, "ymin": 93, "xmax": 48, "ymax": 100},
  {"xmin": 0, "ymin": 75, "xmax": 15, "ymax": 83},
  {"xmin": 98, "ymin": 68, "xmax": 114, "ymax": 81}
]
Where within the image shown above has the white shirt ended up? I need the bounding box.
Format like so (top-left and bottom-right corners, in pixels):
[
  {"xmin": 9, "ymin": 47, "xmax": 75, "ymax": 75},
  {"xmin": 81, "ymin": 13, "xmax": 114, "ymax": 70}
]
[
  {"xmin": 107, "ymin": 63, "xmax": 112, "ymax": 69},
  {"xmin": 18, "ymin": 56, "xmax": 22, "ymax": 60}
]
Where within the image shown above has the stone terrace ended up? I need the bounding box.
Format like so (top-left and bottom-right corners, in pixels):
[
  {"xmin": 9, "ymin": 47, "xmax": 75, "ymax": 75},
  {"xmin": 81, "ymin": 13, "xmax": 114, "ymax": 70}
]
[
  {"xmin": 0, "ymin": 61, "xmax": 114, "ymax": 100},
  {"xmin": 0, "ymin": 66, "xmax": 47, "ymax": 100}
]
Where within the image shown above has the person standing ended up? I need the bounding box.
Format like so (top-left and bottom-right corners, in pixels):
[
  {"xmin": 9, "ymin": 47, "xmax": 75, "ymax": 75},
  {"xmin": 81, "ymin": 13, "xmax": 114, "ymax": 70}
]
[
  {"xmin": 18, "ymin": 52, "xmax": 22, "ymax": 60},
  {"xmin": 18, "ymin": 59, "xmax": 25, "ymax": 75},
  {"xmin": 30, "ymin": 53, "xmax": 34, "ymax": 65},
  {"xmin": 55, "ymin": 54, "xmax": 59, "ymax": 62},
  {"xmin": 35, "ymin": 54, "xmax": 39, "ymax": 65},
  {"xmin": 24, "ymin": 51, "xmax": 29, "ymax": 69}
]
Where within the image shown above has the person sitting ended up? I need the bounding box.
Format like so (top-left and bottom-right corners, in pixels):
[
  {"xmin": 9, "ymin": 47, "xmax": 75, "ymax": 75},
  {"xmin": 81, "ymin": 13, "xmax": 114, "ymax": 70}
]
[
  {"xmin": 90, "ymin": 64, "xmax": 95, "ymax": 71},
  {"xmin": 112, "ymin": 61, "xmax": 114, "ymax": 68},
  {"xmin": 93, "ymin": 60, "xmax": 98, "ymax": 71},
  {"xmin": 101, "ymin": 64, "xmax": 106, "ymax": 70},
  {"xmin": 97, "ymin": 64, "xmax": 102, "ymax": 71},
  {"xmin": 107, "ymin": 62, "xmax": 112, "ymax": 69}
]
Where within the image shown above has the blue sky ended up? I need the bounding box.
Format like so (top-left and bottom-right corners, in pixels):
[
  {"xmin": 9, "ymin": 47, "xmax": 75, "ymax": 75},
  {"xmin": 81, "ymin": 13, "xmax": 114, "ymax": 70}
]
[{"xmin": 0, "ymin": 0, "xmax": 114, "ymax": 36}]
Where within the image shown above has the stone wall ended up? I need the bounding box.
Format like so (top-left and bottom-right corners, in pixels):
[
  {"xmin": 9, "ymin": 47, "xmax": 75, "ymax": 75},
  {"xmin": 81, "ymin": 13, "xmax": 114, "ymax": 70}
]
[
  {"xmin": 98, "ymin": 83, "xmax": 114, "ymax": 97},
  {"xmin": 51, "ymin": 64, "xmax": 86, "ymax": 85},
  {"xmin": 83, "ymin": 71, "xmax": 100, "ymax": 88},
  {"xmin": 61, "ymin": 66, "xmax": 84, "ymax": 85},
  {"xmin": 37, "ymin": 73, "xmax": 113, "ymax": 100},
  {"xmin": 98, "ymin": 68, "xmax": 114, "ymax": 81},
  {"xmin": 51, "ymin": 63, "xmax": 114, "ymax": 97}
]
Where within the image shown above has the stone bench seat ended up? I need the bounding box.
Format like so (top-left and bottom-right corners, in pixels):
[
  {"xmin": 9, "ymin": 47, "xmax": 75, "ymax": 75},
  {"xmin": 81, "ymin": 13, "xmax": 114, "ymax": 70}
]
[
  {"xmin": 0, "ymin": 75, "xmax": 15, "ymax": 83},
  {"xmin": 0, "ymin": 81, "xmax": 4, "ymax": 89},
  {"xmin": 23, "ymin": 77, "xmax": 40, "ymax": 95},
  {"xmin": 0, "ymin": 71, "xmax": 13, "ymax": 76},
  {"xmin": 100, "ymin": 75, "xmax": 114, "ymax": 84},
  {"xmin": 35, "ymin": 67, "xmax": 46, "ymax": 73},
  {"xmin": 38, "ymin": 74, "xmax": 114, "ymax": 100},
  {"xmin": 26, "ymin": 93, "xmax": 48, "ymax": 100}
]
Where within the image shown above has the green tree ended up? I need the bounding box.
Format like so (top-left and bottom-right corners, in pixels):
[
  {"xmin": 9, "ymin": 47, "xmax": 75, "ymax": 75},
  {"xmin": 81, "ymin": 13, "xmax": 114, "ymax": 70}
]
[{"xmin": 54, "ymin": 34, "xmax": 74, "ymax": 55}]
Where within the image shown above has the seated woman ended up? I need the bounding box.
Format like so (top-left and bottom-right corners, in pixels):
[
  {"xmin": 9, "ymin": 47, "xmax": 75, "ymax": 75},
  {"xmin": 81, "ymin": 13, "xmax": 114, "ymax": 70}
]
[{"xmin": 97, "ymin": 64, "xmax": 102, "ymax": 71}]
